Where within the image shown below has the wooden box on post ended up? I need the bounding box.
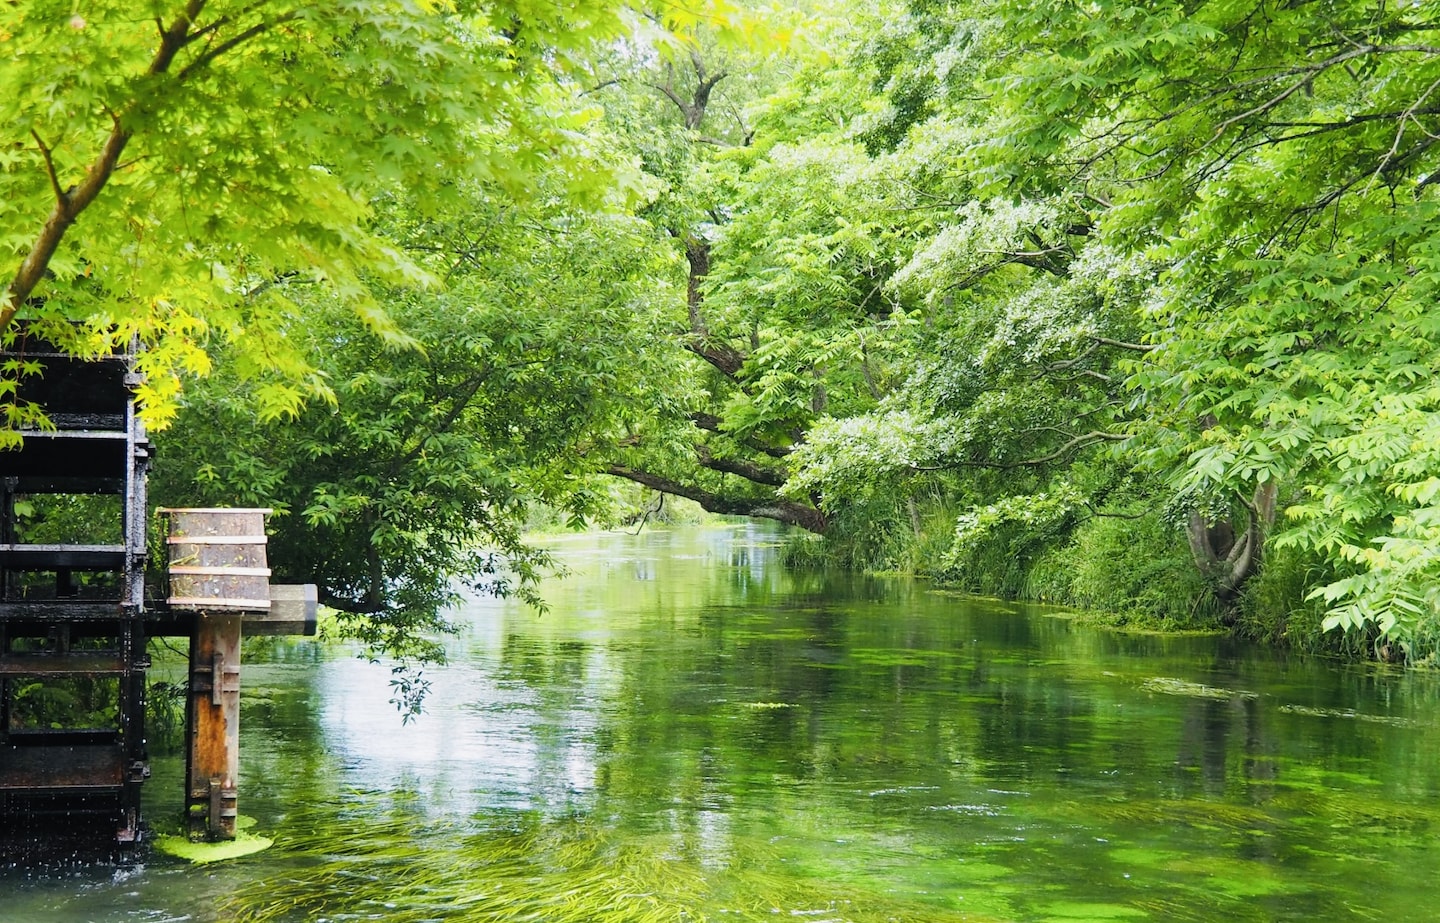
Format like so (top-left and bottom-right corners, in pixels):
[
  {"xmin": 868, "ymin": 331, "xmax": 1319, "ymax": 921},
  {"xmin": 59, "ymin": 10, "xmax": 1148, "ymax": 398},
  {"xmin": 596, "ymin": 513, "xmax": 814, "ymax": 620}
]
[
  {"xmin": 159, "ymin": 508, "xmax": 271, "ymax": 842},
  {"xmin": 163, "ymin": 508, "xmax": 272, "ymax": 612}
]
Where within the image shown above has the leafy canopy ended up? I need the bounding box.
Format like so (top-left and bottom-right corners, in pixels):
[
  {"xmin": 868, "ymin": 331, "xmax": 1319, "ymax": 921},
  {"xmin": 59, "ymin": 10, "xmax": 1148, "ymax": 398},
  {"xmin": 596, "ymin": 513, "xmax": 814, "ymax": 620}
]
[{"xmin": 0, "ymin": 0, "xmax": 656, "ymax": 424}]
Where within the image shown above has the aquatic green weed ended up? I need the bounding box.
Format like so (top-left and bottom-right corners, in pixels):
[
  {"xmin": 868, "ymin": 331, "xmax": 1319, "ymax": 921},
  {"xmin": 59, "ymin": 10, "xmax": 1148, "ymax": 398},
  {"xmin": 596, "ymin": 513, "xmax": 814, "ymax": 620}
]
[
  {"xmin": 221, "ymin": 808, "xmax": 1002, "ymax": 923},
  {"xmin": 1276, "ymin": 703, "xmax": 1417, "ymax": 727},
  {"xmin": 1140, "ymin": 677, "xmax": 1258, "ymax": 700}
]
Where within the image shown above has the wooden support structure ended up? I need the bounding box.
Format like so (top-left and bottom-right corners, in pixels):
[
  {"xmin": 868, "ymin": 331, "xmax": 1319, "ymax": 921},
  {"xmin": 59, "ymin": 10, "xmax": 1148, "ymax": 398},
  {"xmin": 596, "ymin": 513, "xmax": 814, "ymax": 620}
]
[
  {"xmin": 0, "ymin": 331, "xmax": 317, "ymax": 854},
  {"xmin": 162, "ymin": 507, "xmax": 272, "ymax": 841},
  {"xmin": 163, "ymin": 584, "xmax": 315, "ymax": 842},
  {"xmin": 186, "ymin": 613, "xmax": 242, "ymax": 838}
]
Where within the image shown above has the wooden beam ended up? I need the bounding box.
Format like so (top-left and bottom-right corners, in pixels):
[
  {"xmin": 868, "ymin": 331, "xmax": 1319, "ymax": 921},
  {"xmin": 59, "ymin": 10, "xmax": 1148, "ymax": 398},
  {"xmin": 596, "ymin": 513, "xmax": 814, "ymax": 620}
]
[{"xmin": 186, "ymin": 613, "xmax": 241, "ymax": 840}]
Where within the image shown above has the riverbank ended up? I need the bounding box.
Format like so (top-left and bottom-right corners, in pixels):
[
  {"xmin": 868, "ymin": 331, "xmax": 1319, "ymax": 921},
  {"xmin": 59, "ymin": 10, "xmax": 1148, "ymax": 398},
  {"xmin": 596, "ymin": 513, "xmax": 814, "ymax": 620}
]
[{"xmin": 780, "ymin": 510, "xmax": 1347, "ymax": 660}]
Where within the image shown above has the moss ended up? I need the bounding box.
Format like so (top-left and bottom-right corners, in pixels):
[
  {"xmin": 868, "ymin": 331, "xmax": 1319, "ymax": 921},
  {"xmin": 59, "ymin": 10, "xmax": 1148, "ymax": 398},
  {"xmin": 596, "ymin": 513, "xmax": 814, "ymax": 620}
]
[{"xmin": 154, "ymin": 822, "xmax": 274, "ymax": 864}]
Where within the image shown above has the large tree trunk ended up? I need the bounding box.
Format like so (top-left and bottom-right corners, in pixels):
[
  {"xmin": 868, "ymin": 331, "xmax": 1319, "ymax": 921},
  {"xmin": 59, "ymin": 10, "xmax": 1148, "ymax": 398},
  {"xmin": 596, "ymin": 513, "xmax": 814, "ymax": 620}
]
[
  {"xmin": 682, "ymin": 237, "xmax": 746, "ymax": 377},
  {"xmin": 1186, "ymin": 481, "xmax": 1278, "ymax": 607}
]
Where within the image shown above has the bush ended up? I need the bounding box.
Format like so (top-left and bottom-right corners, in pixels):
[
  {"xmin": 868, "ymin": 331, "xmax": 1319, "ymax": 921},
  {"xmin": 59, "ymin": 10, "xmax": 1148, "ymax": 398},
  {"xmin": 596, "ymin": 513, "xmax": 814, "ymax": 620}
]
[
  {"xmin": 1234, "ymin": 545, "xmax": 1350, "ymax": 654},
  {"xmin": 808, "ymin": 489, "xmax": 917, "ymax": 572},
  {"xmin": 1029, "ymin": 511, "xmax": 1219, "ymax": 627},
  {"xmin": 934, "ymin": 488, "xmax": 1081, "ymax": 597}
]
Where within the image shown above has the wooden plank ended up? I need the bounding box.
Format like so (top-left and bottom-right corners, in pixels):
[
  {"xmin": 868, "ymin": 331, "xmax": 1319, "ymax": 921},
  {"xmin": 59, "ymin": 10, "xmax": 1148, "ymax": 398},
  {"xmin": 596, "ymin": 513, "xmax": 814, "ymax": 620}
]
[
  {"xmin": 150, "ymin": 584, "xmax": 321, "ymax": 636},
  {"xmin": 158, "ymin": 507, "xmax": 274, "ymax": 515},
  {"xmin": 243, "ymin": 584, "xmax": 318, "ymax": 636},
  {"xmin": 13, "ymin": 430, "xmax": 128, "ymax": 441},
  {"xmin": 0, "ymin": 544, "xmax": 126, "ymax": 570},
  {"xmin": 0, "ymin": 601, "xmax": 124, "ymax": 622},
  {"xmin": 0, "ymin": 654, "xmax": 125, "ymax": 676},
  {"xmin": 43, "ymin": 413, "xmax": 126, "ymax": 431},
  {"xmin": 166, "ymin": 535, "xmax": 268, "ymax": 545},
  {"xmin": 168, "ymin": 597, "xmax": 271, "ymax": 611},
  {"xmin": 0, "ymin": 744, "xmax": 125, "ymax": 791},
  {"xmin": 169, "ymin": 565, "xmax": 272, "ymax": 577}
]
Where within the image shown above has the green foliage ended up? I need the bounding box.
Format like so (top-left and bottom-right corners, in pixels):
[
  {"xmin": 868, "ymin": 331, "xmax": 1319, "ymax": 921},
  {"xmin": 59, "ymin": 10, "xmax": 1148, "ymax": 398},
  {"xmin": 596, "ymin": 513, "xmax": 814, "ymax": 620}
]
[
  {"xmin": 765, "ymin": 0, "xmax": 1440, "ymax": 654},
  {"xmin": 146, "ymin": 678, "xmax": 188, "ymax": 754},
  {"xmin": 978, "ymin": 0, "xmax": 1440, "ymax": 652},
  {"xmin": 937, "ymin": 486, "xmax": 1082, "ymax": 598},
  {"xmin": 9, "ymin": 676, "xmax": 118, "ymax": 731},
  {"xmin": 582, "ymin": 0, "xmax": 1440, "ymax": 660},
  {"xmin": 1030, "ymin": 512, "xmax": 1218, "ymax": 628},
  {"xmin": 0, "ymin": 0, "xmax": 695, "ymax": 425},
  {"xmin": 152, "ymin": 183, "xmax": 679, "ymax": 672},
  {"xmin": 11, "ymin": 493, "xmax": 121, "ymax": 545},
  {"xmin": 1233, "ymin": 546, "xmax": 1342, "ymax": 654}
]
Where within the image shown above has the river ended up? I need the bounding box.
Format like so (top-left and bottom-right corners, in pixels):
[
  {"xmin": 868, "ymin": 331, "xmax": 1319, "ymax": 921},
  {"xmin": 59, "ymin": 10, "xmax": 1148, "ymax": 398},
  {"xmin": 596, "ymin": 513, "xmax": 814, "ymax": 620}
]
[{"xmin": 3, "ymin": 524, "xmax": 1439, "ymax": 921}]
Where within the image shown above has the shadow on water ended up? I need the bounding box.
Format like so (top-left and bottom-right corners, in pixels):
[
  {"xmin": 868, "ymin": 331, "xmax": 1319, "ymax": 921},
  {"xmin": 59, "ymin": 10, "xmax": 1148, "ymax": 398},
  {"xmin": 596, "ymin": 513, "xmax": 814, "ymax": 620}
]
[{"xmin": 5, "ymin": 523, "xmax": 1440, "ymax": 922}]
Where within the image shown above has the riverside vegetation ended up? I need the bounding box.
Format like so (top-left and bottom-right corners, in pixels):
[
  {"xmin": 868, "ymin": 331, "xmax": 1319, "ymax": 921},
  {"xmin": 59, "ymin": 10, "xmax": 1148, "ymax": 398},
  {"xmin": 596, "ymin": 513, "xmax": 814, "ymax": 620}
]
[{"xmin": 3, "ymin": 0, "xmax": 1440, "ymax": 674}]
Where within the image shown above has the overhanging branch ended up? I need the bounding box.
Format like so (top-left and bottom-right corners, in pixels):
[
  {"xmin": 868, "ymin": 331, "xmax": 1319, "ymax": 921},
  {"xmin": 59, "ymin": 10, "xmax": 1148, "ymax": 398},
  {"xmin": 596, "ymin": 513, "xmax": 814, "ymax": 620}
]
[
  {"xmin": 690, "ymin": 412, "xmax": 791, "ymax": 458},
  {"xmin": 607, "ymin": 465, "xmax": 825, "ymax": 533},
  {"xmin": 3, "ymin": 0, "xmax": 290, "ymax": 332},
  {"xmin": 695, "ymin": 445, "xmax": 787, "ymax": 487}
]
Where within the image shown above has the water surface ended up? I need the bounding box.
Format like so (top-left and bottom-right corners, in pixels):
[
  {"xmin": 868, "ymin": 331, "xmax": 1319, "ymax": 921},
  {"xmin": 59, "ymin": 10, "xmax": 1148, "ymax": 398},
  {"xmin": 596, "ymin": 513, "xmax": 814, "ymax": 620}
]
[{"xmin": 3, "ymin": 525, "xmax": 1439, "ymax": 922}]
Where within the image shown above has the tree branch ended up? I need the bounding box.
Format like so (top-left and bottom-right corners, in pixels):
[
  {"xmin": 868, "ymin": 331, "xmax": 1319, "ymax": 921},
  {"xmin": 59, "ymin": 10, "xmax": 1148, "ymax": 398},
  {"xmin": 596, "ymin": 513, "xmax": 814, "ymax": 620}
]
[
  {"xmin": 391, "ymin": 366, "xmax": 494, "ymax": 474},
  {"xmin": 29, "ymin": 131, "xmax": 64, "ymax": 203},
  {"xmin": 680, "ymin": 236, "xmax": 747, "ymax": 377},
  {"xmin": 685, "ymin": 340, "xmax": 746, "ymax": 378},
  {"xmin": 694, "ymin": 444, "xmax": 788, "ymax": 487},
  {"xmin": 319, "ymin": 585, "xmax": 382, "ymax": 615},
  {"xmin": 1089, "ymin": 335, "xmax": 1158, "ymax": 352},
  {"xmin": 689, "ymin": 412, "xmax": 791, "ymax": 458},
  {"xmin": 2, "ymin": 0, "xmax": 291, "ymax": 333},
  {"xmin": 178, "ymin": 12, "xmax": 297, "ymax": 80},
  {"xmin": 607, "ymin": 465, "xmax": 825, "ymax": 533},
  {"xmin": 7, "ymin": 84, "xmax": 139, "ymax": 326},
  {"xmin": 647, "ymin": 80, "xmax": 691, "ymax": 116},
  {"xmin": 684, "ymin": 236, "xmax": 709, "ymax": 338}
]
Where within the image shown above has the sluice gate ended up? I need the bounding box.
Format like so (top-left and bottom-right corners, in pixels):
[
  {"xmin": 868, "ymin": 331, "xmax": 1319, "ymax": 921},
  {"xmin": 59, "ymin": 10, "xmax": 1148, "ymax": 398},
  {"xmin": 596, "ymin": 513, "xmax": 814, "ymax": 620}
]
[{"xmin": 0, "ymin": 332, "xmax": 315, "ymax": 854}]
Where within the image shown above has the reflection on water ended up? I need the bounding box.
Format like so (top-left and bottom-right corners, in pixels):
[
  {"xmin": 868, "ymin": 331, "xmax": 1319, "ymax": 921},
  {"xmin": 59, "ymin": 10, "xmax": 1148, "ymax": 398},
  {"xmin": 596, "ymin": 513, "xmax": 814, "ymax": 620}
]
[{"xmin": 4, "ymin": 523, "xmax": 1440, "ymax": 922}]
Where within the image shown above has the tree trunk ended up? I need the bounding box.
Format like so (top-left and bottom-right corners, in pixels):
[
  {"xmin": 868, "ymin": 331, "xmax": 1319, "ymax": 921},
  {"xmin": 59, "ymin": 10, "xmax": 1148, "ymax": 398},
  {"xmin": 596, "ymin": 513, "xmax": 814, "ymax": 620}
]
[
  {"xmin": 1185, "ymin": 481, "xmax": 1278, "ymax": 609},
  {"xmin": 682, "ymin": 236, "xmax": 745, "ymax": 377}
]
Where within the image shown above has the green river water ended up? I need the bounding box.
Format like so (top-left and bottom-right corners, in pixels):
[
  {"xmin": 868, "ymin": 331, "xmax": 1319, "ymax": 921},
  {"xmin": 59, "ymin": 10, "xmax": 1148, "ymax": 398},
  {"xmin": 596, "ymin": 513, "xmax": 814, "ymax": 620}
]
[{"xmin": 3, "ymin": 524, "xmax": 1440, "ymax": 922}]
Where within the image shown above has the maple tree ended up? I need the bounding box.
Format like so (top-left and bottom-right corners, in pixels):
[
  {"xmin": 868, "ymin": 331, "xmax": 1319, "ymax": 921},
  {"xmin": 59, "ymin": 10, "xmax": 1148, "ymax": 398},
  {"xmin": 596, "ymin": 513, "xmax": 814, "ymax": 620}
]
[{"xmin": 0, "ymin": 0, "xmax": 637, "ymax": 424}]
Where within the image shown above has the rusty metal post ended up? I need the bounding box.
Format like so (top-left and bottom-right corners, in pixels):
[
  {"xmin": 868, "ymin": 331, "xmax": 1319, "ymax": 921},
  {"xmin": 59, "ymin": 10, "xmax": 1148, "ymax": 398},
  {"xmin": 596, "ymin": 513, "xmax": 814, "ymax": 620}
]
[{"xmin": 187, "ymin": 612, "xmax": 241, "ymax": 839}]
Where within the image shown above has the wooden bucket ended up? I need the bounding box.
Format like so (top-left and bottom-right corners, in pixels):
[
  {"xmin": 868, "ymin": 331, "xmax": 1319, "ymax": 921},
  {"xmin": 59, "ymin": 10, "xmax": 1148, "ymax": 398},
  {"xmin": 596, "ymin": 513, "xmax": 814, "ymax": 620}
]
[{"xmin": 161, "ymin": 509, "xmax": 273, "ymax": 611}]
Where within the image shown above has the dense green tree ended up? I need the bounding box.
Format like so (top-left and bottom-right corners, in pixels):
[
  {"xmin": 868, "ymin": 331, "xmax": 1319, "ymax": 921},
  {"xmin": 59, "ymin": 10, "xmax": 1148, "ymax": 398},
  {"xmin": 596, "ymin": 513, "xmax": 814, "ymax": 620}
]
[
  {"xmin": 612, "ymin": 126, "xmax": 915, "ymax": 536},
  {"xmin": 151, "ymin": 181, "xmax": 681, "ymax": 706},
  {"xmin": 587, "ymin": 24, "xmax": 867, "ymax": 533},
  {"xmin": 675, "ymin": 3, "xmax": 1161, "ymax": 581},
  {"xmin": 0, "ymin": 0, "xmax": 650, "ymax": 426},
  {"xmin": 688, "ymin": 0, "xmax": 1440, "ymax": 653},
  {"xmin": 964, "ymin": 0, "xmax": 1440, "ymax": 650}
]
